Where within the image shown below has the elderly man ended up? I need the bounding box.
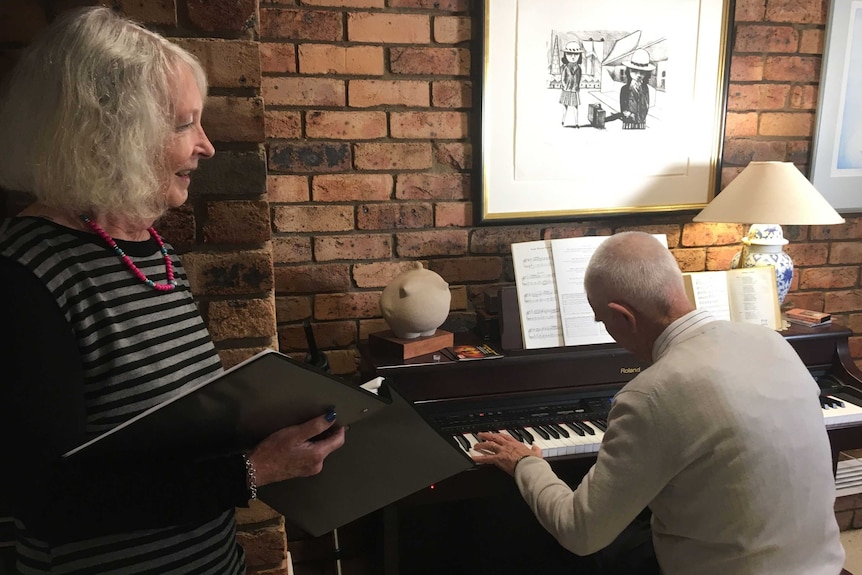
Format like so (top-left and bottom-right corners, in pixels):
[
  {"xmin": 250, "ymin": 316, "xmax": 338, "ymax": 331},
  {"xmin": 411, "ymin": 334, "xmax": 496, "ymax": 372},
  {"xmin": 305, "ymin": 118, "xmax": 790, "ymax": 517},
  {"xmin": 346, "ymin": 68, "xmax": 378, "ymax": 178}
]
[{"xmin": 474, "ymin": 231, "xmax": 845, "ymax": 575}]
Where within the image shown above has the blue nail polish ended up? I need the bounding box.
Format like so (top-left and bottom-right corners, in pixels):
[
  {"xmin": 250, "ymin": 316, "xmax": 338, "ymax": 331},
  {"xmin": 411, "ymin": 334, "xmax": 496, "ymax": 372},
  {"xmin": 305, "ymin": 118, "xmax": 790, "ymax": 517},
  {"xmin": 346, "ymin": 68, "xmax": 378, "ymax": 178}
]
[{"xmin": 325, "ymin": 410, "xmax": 336, "ymax": 422}]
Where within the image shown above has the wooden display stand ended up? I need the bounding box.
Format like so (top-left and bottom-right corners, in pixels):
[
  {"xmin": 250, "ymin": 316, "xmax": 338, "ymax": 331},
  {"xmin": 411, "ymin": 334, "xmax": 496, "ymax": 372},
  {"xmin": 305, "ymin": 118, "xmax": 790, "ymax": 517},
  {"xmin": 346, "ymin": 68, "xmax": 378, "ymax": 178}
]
[{"xmin": 368, "ymin": 329, "xmax": 454, "ymax": 360}]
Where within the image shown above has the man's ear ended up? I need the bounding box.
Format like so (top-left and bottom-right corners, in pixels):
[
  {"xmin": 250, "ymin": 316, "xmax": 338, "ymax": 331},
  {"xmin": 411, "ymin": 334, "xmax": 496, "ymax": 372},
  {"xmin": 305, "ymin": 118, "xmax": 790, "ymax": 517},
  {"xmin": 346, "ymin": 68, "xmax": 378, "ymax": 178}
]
[{"xmin": 608, "ymin": 301, "xmax": 637, "ymax": 331}]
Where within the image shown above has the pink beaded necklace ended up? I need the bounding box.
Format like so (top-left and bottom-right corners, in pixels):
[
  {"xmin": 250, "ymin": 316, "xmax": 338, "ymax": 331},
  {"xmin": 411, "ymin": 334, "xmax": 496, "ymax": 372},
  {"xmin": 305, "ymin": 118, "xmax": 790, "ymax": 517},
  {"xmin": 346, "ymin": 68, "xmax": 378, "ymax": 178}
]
[{"xmin": 79, "ymin": 215, "xmax": 177, "ymax": 292}]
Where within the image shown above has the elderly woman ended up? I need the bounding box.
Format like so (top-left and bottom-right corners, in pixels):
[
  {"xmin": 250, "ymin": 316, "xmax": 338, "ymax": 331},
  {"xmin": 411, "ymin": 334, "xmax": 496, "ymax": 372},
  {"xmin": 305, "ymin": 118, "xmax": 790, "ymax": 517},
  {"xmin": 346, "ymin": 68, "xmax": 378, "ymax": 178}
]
[{"xmin": 0, "ymin": 7, "xmax": 344, "ymax": 574}]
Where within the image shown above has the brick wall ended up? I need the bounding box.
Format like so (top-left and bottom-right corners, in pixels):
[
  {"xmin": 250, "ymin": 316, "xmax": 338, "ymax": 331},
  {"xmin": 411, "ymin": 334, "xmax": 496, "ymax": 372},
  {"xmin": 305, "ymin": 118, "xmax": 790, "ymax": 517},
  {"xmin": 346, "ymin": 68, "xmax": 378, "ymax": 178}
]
[{"xmin": 2, "ymin": 0, "xmax": 862, "ymax": 572}]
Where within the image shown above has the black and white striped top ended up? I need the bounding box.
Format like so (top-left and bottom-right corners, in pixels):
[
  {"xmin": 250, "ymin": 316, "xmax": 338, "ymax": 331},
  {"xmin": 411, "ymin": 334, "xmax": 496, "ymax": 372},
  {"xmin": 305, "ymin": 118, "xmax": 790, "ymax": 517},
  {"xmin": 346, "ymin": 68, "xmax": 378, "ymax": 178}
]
[{"xmin": 0, "ymin": 217, "xmax": 248, "ymax": 574}]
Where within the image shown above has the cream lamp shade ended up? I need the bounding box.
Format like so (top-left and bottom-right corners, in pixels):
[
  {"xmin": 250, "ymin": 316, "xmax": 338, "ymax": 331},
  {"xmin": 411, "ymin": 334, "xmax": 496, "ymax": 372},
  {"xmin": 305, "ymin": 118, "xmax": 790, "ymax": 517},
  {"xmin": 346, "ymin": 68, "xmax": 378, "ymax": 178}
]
[{"xmin": 693, "ymin": 161, "xmax": 845, "ymax": 303}]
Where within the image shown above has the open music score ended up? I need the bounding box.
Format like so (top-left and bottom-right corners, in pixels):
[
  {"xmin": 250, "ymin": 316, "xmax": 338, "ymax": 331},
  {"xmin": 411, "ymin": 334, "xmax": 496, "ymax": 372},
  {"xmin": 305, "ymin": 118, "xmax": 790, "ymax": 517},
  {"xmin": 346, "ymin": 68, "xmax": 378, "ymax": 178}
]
[{"xmin": 511, "ymin": 235, "xmax": 668, "ymax": 349}]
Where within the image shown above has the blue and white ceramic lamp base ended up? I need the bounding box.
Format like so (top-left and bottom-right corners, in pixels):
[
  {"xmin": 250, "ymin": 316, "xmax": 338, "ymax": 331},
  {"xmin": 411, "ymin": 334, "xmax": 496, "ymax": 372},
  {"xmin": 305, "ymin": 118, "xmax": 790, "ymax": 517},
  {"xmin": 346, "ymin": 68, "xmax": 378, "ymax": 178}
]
[{"xmin": 729, "ymin": 224, "xmax": 794, "ymax": 304}]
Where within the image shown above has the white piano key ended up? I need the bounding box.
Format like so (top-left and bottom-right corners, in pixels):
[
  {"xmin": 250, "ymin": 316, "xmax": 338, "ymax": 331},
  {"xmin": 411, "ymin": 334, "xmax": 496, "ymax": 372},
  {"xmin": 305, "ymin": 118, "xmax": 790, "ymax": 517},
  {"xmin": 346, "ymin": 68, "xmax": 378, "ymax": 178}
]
[{"xmin": 822, "ymin": 395, "xmax": 862, "ymax": 428}]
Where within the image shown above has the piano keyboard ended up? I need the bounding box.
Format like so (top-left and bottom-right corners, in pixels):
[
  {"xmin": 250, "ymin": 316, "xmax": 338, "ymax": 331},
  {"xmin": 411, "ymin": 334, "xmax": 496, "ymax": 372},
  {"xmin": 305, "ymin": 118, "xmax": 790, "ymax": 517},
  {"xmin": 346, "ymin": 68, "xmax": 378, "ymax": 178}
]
[
  {"xmin": 821, "ymin": 394, "xmax": 862, "ymax": 428},
  {"xmin": 444, "ymin": 393, "xmax": 862, "ymax": 460}
]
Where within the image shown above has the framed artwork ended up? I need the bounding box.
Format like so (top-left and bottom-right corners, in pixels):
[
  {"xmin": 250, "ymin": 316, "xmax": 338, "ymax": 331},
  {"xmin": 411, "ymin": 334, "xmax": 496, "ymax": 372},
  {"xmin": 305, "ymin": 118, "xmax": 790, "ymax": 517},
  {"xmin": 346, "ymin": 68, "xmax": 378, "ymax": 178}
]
[
  {"xmin": 473, "ymin": 0, "xmax": 735, "ymax": 224},
  {"xmin": 810, "ymin": 0, "xmax": 862, "ymax": 213}
]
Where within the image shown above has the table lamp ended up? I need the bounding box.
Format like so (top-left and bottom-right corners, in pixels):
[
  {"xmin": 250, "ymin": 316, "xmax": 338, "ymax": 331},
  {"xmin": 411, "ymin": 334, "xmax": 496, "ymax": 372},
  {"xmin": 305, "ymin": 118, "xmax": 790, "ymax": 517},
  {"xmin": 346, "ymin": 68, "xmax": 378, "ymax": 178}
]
[{"xmin": 693, "ymin": 161, "xmax": 845, "ymax": 304}]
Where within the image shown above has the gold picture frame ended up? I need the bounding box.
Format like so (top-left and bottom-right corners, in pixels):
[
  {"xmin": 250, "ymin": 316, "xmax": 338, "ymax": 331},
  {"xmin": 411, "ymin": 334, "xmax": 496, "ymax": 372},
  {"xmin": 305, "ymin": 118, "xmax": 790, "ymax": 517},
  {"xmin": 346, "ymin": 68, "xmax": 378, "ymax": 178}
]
[{"xmin": 474, "ymin": 0, "xmax": 734, "ymax": 224}]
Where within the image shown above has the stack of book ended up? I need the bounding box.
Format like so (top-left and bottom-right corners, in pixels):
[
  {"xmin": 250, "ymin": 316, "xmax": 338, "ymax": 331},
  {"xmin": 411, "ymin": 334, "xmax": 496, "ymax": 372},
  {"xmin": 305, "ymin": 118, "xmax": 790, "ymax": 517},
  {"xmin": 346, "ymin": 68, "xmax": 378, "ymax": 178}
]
[{"xmin": 785, "ymin": 308, "xmax": 832, "ymax": 328}]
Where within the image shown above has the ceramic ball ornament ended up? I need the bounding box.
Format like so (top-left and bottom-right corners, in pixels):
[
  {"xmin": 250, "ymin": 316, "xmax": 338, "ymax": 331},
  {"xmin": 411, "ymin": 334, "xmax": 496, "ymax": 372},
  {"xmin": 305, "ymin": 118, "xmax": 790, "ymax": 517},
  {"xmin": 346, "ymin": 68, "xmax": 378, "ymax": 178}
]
[{"xmin": 380, "ymin": 263, "xmax": 451, "ymax": 339}]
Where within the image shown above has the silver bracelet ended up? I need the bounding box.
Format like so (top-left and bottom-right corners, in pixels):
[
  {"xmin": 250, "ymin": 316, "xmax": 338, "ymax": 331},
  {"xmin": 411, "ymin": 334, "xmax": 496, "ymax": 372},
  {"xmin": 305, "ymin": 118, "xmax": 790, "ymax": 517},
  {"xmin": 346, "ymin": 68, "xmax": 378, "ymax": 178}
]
[{"xmin": 242, "ymin": 453, "xmax": 258, "ymax": 500}]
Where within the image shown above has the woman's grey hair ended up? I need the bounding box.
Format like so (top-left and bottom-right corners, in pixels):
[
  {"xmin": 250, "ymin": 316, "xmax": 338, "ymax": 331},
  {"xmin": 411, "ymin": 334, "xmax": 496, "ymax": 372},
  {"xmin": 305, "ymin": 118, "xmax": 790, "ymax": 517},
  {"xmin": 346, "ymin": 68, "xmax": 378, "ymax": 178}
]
[
  {"xmin": 0, "ymin": 6, "xmax": 207, "ymax": 222},
  {"xmin": 584, "ymin": 231, "xmax": 683, "ymax": 318}
]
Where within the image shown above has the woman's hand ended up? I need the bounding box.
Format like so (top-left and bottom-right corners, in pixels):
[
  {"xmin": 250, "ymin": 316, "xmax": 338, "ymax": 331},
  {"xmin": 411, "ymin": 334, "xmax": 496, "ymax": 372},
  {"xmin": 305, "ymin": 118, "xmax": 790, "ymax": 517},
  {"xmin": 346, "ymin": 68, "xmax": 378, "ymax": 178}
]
[
  {"xmin": 471, "ymin": 431, "xmax": 542, "ymax": 477},
  {"xmin": 247, "ymin": 413, "xmax": 346, "ymax": 486}
]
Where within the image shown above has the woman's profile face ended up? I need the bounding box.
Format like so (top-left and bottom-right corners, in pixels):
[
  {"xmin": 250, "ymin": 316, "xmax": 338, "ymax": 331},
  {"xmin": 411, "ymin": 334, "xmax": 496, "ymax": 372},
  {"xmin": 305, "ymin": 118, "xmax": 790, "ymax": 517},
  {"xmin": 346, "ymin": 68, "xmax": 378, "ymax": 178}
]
[{"xmin": 161, "ymin": 65, "xmax": 214, "ymax": 209}]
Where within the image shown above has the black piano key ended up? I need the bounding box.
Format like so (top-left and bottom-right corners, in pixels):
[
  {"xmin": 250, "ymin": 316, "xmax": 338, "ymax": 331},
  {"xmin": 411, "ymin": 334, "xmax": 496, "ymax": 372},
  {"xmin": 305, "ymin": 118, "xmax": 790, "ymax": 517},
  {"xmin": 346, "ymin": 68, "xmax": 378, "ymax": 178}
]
[
  {"xmin": 573, "ymin": 420, "xmax": 596, "ymax": 435},
  {"xmin": 532, "ymin": 425, "xmax": 550, "ymax": 440},
  {"xmin": 517, "ymin": 427, "xmax": 535, "ymax": 444},
  {"xmin": 549, "ymin": 423, "xmax": 570, "ymax": 438},
  {"xmin": 592, "ymin": 419, "xmax": 608, "ymax": 432},
  {"xmin": 564, "ymin": 422, "xmax": 585, "ymax": 436},
  {"xmin": 506, "ymin": 428, "xmax": 526, "ymax": 443},
  {"xmin": 453, "ymin": 434, "xmax": 470, "ymax": 451},
  {"xmin": 540, "ymin": 424, "xmax": 559, "ymax": 439}
]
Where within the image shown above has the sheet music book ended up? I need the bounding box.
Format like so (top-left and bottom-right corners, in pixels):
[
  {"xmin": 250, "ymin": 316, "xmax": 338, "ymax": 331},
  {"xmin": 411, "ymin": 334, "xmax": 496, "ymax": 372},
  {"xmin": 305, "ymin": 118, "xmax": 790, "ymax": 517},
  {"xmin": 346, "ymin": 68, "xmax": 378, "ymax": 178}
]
[
  {"xmin": 63, "ymin": 349, "xmax": 391, "ymax": 459},
  {"xmin": 682, "ymin": 267, "xmax": 782, "ymax": 329},
  {"xmin": 511, "ymin": 235, "xmax": 668, "ymax": 349},
  {"xmin": 62, "ymin": 349, "xmax": 474, "ymax": 537}
]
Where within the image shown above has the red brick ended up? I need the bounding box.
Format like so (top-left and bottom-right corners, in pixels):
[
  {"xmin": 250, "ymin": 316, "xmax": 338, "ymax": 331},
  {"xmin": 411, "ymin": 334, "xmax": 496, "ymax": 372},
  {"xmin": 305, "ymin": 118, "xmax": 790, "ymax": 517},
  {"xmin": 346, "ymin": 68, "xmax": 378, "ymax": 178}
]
[
  {"xmin": 730, "ymin": 55, "xmax": 765, "ymax": 81},
  {"xmin": 160, "ymin": 205, "xmax": 196, "ymax": 250},
  {"xmin": 267, "ymin": 175, "xmax": 310, "ymax": 203},
  {"xmin": 203, "ymin": 201, "xmax": 270, "ymax": 244},
  {"xmin": 207, "ymin": 297, "xmax": 277, "ymax": 341},
  {"xmin": 428, "ymin": 257, "xmax": 502, "ymax": 282},
  {"xmin": 182, "ymin": 250, "xmax": 274, "ymax": 296},
  {"xmin": 724, "ymin": 112, "xmax": 759, "ymax": 137},
  {"xmin": 390, "ymin": 47, "xmax": 470, "ymax": 75},
  {"xmin": 204, "ymin": 96, "xmax": 265, "ymax": 143},
  {"xmin": 727, "ymin": 84, "xmax": 790, "ymax": 110},
  {"xmin": 274, "ymin": 264, "xmax": 351, "ymax": 293},
  {"xmin": 313, "ymin": 174, "xmax": 393, "ymax": 201},
  {"xmin": 275, "ymin": 296, "xmax": 313, "ymax": 323},
  {"xmin": 349, "ymin": 80, "xmax": 429, "ymax": 107},
  {"xmin": 359, "ymin": 318, "xmax": 390, "ymax": 339},
  {"xmin": 734, "ymin": 24, "xmax": 798, "ymax": 52},
  {"xmin": 673, "ymin": 248, "xmax": 708, "ymax": 272},
  {"xmin": 306, "ymin": 111, "xmax": 387, "ymax": 140},
  {"xmin": 395, "ymin": 230, "xmax": 468, "ymax": 257},
  {"xmin": 303, "ymin": 0, "xmax": 384, "ymax": 6},
  {"xmin": 786, "ymin": 243, "xmax": 829, "ymax": 266},
  {"xmin": 705, "ymin": 246, "xmax": 743, "ymax": 270},
  {"xmin": 261, "ymin": 8, "xmax": 343, "ymax": 41},
  {"xmin": 265, "ymin": 110, "xmax": 302, "ymax": 139},
  {"xmin": 432, "ymin": 80, "xmax": 472, "ymax": 108},
  {"xmin": 263, "ymin": 77, "xmax": 345, "ymax": 106},
  {"xmin": 119, "ymin": 0, "xmax": 177, "ymax": 25},
  {"xmin": 789, "ymin": 85, "xmax": 819, "ymax": 109},
  {"xmin": 722, "ymin": 139, "xmax": 787, "ymax": 164},
  {"xmin": 354, "ymin": 143, "xmax": 433, "ymax": 170},
  {"xmin": 735, "ymin": 0, "xmax": 767, "ymax": 21},
  {"xmin": 357, "ymin": 203, "xmax": 433, "ymax": 230},
  {"xmin": 279, "ymin": 320, "xmax": 356, "ymax": 350},
  {"xmin": 435, "ymin": 142, "xmax": 472, "ymax": 170},
  {"xmin": 759, "ymin": 112, "xmax": 813, "ymax": 136},
  {"xmin": 348, "ymin": 13, "xmax": 430, "ymax": 43},
  {"xmin": 811, "ymin": 218, "xmax": 862, "ymax": 240},
  {"xmin": 763, "ymin": 55, "xmax": 820, "ymax": 82},
  {"xmin": 826, "ymin": 291, "xmax": 862, "ymax": 313},
  {"xmin": 187, "ymin": 0, "xmax": 257, "ymax": 34},
  {"xmin": 272, "ymin": 237, "xmax": 313, "ymax": 264},
  {"xmin": 314, "ymin": 235, "xmax": 393, "ymax": 261},
  {"xmin": 799, "ymin": 28, "xmax": 824, "ymax": 54},
  {"xmin": 682, "ymin": 223, "xmax": 746, "ymax": 247},
  {"xmin": 435, "ymin": 202, "xmax": 472, "ymax": 227},
  {"xmin": 299, "ymin": 45, "xmax": 384, "ymax": 75},
  {"xmin": 470, "ymin": 227, "xmax": 543, "ymax": 254},
  {"xmin": 353, "ymin": 261, "xmax": 428, "ymax": 288},
  {"xmin": 260, "ymin": 42, "xmax": 297, "ymax": 74},
  {"xmin": 396, "ymin": 173, "xmax": 471, "ymax": 200},
  {"xmin": 388, "ymin": 0, "xmax": 469, "ymax": 9},
  {"xmin": 615, "ymin": 224, "xmax": 682, "ymax": 248},
  {"xmin": 766, "ymin": 0, "xmax": 827, "ymax": 24},
  {"xmin": 830, "ymin": 243, "xmax": 862, "ymax": 265},
  {"xmin": 782, "ymin": 291, "xmax": 824, "ymax": 312},
  {"xmin": 272, "ymin": 205, "xmax": 354, "ymax": 233},
  {"xmin": 327, "ymin": 349, "xmax": 361, "ymax": 375},
  {"xmin": 268, "ymin": 142, "xmax": 351, "ymax": 173},
  {"xmin": 314, "ymin": 292, "xmax": 382, "ymax": 320},
  {"xmin": 391, "ymin": 111, "xmax": 468, "ymax": 139},
  {"xmin": 237, "ymin": 526, "xmax": 287, "ymax": 569},
  {"xmin": 799, "ymin": 266, "xmax": 859, "ymax": 289},
  {"xmin": 434, "ymin": 15, "xmax": 471, "ymax": 44},
  {"xmin": 173, "ymin": 39, "xmax": 260, "ymax": 89}
]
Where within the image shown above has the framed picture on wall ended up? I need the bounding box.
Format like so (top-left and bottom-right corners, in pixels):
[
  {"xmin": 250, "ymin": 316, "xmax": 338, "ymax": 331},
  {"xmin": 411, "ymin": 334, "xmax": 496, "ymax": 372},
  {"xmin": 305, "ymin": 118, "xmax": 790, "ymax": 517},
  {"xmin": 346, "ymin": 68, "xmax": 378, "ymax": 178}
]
[
  {"xmin": 472, "ymin": 0, "xmax": 735, "ymax": 225},
  {"xmin": 810, "ymin": 0, "xmax": 862, "ymax": 213}
]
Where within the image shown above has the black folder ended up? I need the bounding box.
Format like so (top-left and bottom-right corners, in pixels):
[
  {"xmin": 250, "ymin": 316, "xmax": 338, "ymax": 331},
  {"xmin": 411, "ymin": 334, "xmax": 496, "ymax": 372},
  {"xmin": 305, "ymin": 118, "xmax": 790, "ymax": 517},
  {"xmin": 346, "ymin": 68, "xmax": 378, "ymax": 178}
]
[{"xmin": 63, "ymin": 349, "xmax": 474, "ymax": 536}]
